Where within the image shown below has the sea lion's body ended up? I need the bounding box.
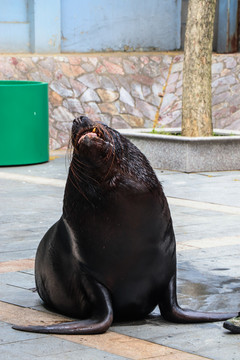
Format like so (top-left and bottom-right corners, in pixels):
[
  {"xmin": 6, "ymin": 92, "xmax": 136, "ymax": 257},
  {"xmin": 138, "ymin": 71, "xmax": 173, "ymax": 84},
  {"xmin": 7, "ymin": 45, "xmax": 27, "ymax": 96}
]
[
  {"xmin": 36, "ymin": 176, "xmax": 174, "ymax": 321},
  {"xmin": 13, "ymin": 116, "xmax": 238, "ymax": 334}
]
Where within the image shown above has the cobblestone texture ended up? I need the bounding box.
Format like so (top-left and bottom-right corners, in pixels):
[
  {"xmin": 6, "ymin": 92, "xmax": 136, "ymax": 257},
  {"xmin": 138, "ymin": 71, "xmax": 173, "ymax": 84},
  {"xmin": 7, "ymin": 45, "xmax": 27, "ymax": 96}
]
[{"xmin": 0, "ymin": 53, "xmax": 240, "ymax": 149}]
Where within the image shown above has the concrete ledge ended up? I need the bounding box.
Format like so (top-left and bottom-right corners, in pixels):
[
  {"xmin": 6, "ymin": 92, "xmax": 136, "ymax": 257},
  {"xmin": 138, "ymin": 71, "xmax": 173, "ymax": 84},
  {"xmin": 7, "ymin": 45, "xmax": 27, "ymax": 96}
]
[{"xmin": 120, "ymin": 128, "xmax": 240, "ymax": 172}]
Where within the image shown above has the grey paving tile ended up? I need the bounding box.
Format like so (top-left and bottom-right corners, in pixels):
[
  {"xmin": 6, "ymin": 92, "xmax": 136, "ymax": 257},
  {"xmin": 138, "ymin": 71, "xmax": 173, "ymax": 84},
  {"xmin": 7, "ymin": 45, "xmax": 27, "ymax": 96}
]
[
  {"xmin": 19, "ymin": 269, "xmax": 34, "ymax": 276},
  {"xmin": 0, "ymin": 323, "xmax": 127, "ymax": 360},
  {"xmin": 0, "ymin": 238, "xmax": 38, "ymax": 251},
  {"xmin": 157, "ymin": 171, "xmax": 240, "ymax": 207},
  {"xmin": 169, "ymin": 207, "xmax": 240, "ymax": 242},
  {"xmin": 174, "ymin": 222, "xmax": 240, "ymax": 241},
  {"xmin": 0, "ymin": 177, "xmax": 63, "ymax": 262},
  {"xmin": 36, "ymin": 348, "xmax": 128, "ymax": 360},
  {"xmin": 0, "ymin": 334, "xmax": 84, "ymax": 358},
  {"xmin": 155, "ymin": 169, "xmax": 180, "ymax": 176},
  {"xmin": 0, "ymin": 271, "xmax": 35, "ymax": 290},
  {"xmin": 0, "ymin": 155, "xmax": 69, "ymax": 181},
  {"xmin": 199, "ymin": 171, "xmax": 240, "ymax": 178},
  {"xmin": 0, "ymin": 284, "xmax": 39, "ymax": 308},
  {"xmin": 0, "ymin": 251, "xmax": 36, "ymax": 262},
  {"xmin": 112, "ymin": 321, "xmax": 240, "ymax": 360},
  {"xmin": 0, "ymin": 321, "xmax": 47, "ymax": 345}
]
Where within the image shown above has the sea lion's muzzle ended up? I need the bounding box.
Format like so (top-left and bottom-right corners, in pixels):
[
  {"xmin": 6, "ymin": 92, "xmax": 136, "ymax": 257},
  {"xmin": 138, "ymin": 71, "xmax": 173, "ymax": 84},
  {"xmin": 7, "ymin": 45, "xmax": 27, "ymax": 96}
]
[
  {"xmin": 77, "ymin": 126, "xmax": 104, "ymax": 146},
  {"xmin": 78, "ymin": 129, "xmax": 98, "ymax": 143}
]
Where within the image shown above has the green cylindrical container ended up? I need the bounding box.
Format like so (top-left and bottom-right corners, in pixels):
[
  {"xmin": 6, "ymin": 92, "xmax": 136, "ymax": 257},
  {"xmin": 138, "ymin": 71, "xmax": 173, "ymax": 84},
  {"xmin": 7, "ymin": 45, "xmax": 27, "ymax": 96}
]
[{"xmin": 0, "ymin": 81, "xmax": 49, "ymax": 166}]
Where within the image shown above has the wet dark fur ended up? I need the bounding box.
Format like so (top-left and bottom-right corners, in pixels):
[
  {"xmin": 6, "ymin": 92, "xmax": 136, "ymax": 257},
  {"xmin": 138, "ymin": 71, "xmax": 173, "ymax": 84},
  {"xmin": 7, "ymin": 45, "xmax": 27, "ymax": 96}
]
[{"xmin": 13, "ymin": 116, "xmax": 238, "ymax": 334}]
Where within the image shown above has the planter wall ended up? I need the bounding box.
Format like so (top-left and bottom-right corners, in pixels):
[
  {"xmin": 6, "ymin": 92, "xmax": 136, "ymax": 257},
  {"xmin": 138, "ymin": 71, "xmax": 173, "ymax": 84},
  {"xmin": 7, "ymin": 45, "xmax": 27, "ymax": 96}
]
[{"xmin": 120, "ymin": 128, "xmax": 240, "ymax": 172}]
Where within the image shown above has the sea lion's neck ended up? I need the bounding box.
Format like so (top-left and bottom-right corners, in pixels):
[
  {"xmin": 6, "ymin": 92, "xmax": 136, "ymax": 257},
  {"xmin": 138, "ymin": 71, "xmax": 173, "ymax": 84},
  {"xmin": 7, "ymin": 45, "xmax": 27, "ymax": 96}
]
[{"xmin": 62, "ymin": 165, "xmax": 106, "ymax": 218}]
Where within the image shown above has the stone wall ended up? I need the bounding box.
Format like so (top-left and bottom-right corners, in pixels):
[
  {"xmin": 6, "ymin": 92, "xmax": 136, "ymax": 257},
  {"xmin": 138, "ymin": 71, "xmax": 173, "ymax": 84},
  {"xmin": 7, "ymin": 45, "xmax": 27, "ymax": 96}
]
[{"xmin": 0, "ymin": 53, "xmax": 240, "ymax": 149}]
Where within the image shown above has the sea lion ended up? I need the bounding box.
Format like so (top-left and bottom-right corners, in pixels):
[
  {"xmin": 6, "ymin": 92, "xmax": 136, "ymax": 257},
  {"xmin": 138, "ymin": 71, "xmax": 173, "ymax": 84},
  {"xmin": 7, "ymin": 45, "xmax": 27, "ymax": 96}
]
[{"xmin": 13, "ymin": 116, "xmax": 238, "ymax": 334}]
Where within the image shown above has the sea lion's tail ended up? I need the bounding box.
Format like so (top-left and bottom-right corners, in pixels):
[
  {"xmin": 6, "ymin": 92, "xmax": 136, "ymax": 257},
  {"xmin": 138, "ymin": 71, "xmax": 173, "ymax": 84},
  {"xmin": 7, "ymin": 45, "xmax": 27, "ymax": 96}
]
[
  {"xmin": 159, "ymin": 274, "xmax": 238, "ymax": 323},
  {"xmin": 12, "ymin": 283, "xmax": 113, "ymax": 334}
]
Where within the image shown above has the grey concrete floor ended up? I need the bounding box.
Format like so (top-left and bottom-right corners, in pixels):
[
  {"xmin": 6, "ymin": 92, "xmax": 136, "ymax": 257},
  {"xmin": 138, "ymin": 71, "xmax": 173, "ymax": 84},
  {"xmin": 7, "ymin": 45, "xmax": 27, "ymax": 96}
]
[{"xmin": 0, "ymin": 151, "xmax": 240, "ymax": 359}]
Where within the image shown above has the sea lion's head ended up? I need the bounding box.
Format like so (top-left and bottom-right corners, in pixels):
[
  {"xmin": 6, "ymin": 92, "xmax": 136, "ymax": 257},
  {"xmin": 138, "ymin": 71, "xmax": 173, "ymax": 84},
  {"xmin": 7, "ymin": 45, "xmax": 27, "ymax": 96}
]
[
  {"xmin": 72, "ymin": 116, "xmax": 116, "ymax": 160},
  {"xmin": 70, "ymin": 116, "xmax": 123, "ymax": 187},
  {"xmin": 70, "ymin": 116, "xmax": 161, "ymax": 195},
  {"xmin": 67, "ymin": 116, "xmax": 161, "ymax": 203}
]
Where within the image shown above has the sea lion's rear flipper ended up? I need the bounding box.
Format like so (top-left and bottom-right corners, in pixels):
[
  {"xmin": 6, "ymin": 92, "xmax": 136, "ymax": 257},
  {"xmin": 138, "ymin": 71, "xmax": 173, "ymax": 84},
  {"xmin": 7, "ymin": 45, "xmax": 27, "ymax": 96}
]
[
  {"xmin": 12, "ymin": 282, "xmax": 113, "ymax": 335},
  {"xmin": 159, "ymin": 274, "xmax": 238, "ymax": 323}
]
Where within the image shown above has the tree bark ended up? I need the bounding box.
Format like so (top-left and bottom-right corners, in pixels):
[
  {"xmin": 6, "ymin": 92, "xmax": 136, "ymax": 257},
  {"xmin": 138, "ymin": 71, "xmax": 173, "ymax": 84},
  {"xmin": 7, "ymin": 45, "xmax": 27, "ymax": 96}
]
[{"xmin": 182, "ymin": 0, "xmax": 216, "ymax": 137}]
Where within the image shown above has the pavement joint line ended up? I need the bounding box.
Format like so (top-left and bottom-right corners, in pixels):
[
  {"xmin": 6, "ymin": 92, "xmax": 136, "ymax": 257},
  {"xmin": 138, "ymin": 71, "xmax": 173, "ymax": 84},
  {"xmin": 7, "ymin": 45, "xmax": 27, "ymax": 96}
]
[
  {"xmin": 0, "ymin": 172, "xmax": 66, "ymax": 188},
  {"xmin": 167, "ymin": 197, "xmax": 240, "ymax": 215},
  {"xmin": 177, "ymin": 235, "xmax": 240, "ymax": 251},
  {"xmin": 1, "ymin": 171, "xmax": 240, "ymax": 215},
  {"xmin": 0, "ymin": 300, "xmax": 209, "ymax": 360}
]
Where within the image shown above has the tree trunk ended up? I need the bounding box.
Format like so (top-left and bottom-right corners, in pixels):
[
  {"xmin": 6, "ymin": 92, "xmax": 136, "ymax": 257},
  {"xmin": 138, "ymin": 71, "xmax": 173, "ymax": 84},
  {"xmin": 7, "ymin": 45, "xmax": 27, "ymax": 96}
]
[{"xmin": 182, "ymin": 0, "xmax": 216, "ymax": 137}]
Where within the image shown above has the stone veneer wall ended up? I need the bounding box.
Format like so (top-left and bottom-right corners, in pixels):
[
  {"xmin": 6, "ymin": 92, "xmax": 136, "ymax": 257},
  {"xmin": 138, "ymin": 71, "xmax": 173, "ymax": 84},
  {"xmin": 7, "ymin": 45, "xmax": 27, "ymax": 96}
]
[{"xmin": 0, "ymin": 53, "xmax": 240, "ymax": 150}]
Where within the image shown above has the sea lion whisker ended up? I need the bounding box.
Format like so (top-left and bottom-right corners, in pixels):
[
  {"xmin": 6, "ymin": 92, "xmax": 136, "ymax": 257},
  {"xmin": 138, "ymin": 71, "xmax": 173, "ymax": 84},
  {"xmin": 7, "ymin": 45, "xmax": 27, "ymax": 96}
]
[
  {"xmin": 68, "ymin": 175, "xmax": 91, "ymax": 203},
  {"xmin": 70, "ymin": 163, "xmax": 93, "ymax": 184},
  {"xmin": 103, "ymin": 146, "xmax": 116, "ymax": 181},
  {"xmin": 69, "ymin": 163, "xmax": 99, "ymax": 202},
  {"xmin": 70, "ymin": 161, "xmax": 101, "ymax": 186},
  {"xmin": 72, "ymin": 156, "xmax": 91, "ymax": 169}
]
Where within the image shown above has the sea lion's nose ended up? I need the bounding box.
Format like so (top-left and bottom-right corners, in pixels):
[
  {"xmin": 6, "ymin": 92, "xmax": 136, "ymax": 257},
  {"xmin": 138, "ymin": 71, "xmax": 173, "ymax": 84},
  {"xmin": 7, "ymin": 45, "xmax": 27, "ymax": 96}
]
[{"xmin": 80, "ymin": 116, "xmax": 91, "ymax": 127}]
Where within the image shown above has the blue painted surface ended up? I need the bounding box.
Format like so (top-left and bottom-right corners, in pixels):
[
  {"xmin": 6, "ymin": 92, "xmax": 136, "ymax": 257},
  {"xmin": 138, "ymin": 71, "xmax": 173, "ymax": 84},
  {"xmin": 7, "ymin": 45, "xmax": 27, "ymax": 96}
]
[
  {"xmin": 32, "ymin": 0, "xmax": 61, "ymax": 53},
  {"xmin": 61, "ymin": 0, "xmax": 182, "ymax": 52},
  {"xmin": 0, "ymin": 23, "xmax": 30, "ymax": 52},
  {"xmin": 217, "ymin": 0, "xmax": 239, "ymax": 53},
  {"xmin": 0, "ymin": 0, "xmax": 30, "ymax": 52},
  {"xmin": 0, "ymin": 0, "xmax": 28, "ymax": 22},
  {"xmin": 0, "ymin": 0, "xmax": 238, "ymax": 53}
]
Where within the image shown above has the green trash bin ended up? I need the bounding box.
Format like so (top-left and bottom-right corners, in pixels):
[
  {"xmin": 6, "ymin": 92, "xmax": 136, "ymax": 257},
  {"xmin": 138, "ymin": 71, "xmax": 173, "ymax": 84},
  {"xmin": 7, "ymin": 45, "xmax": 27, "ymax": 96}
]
[{"xmin": 0, "ymin": 81, "xmax": 49, "ymax": 166}]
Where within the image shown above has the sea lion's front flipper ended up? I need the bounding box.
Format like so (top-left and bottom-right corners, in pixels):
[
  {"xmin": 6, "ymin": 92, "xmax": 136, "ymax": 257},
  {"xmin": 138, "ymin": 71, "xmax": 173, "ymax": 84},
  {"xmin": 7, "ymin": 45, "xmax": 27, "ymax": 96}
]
[
  {"xmin": 13, "ymin": 282, "xmax": 113, "ymax": 335},
  {"xmin": 159, "ymin": 274, "xmax": 238, "ymax": 323}
]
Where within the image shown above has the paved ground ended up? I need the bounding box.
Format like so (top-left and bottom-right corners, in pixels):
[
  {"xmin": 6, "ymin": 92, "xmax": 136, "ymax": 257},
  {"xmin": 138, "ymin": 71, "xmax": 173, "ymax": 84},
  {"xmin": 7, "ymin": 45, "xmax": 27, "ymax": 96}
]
[{"xmin": 0, "ymin": 150, "xmax": 240, "ymax": 360}]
